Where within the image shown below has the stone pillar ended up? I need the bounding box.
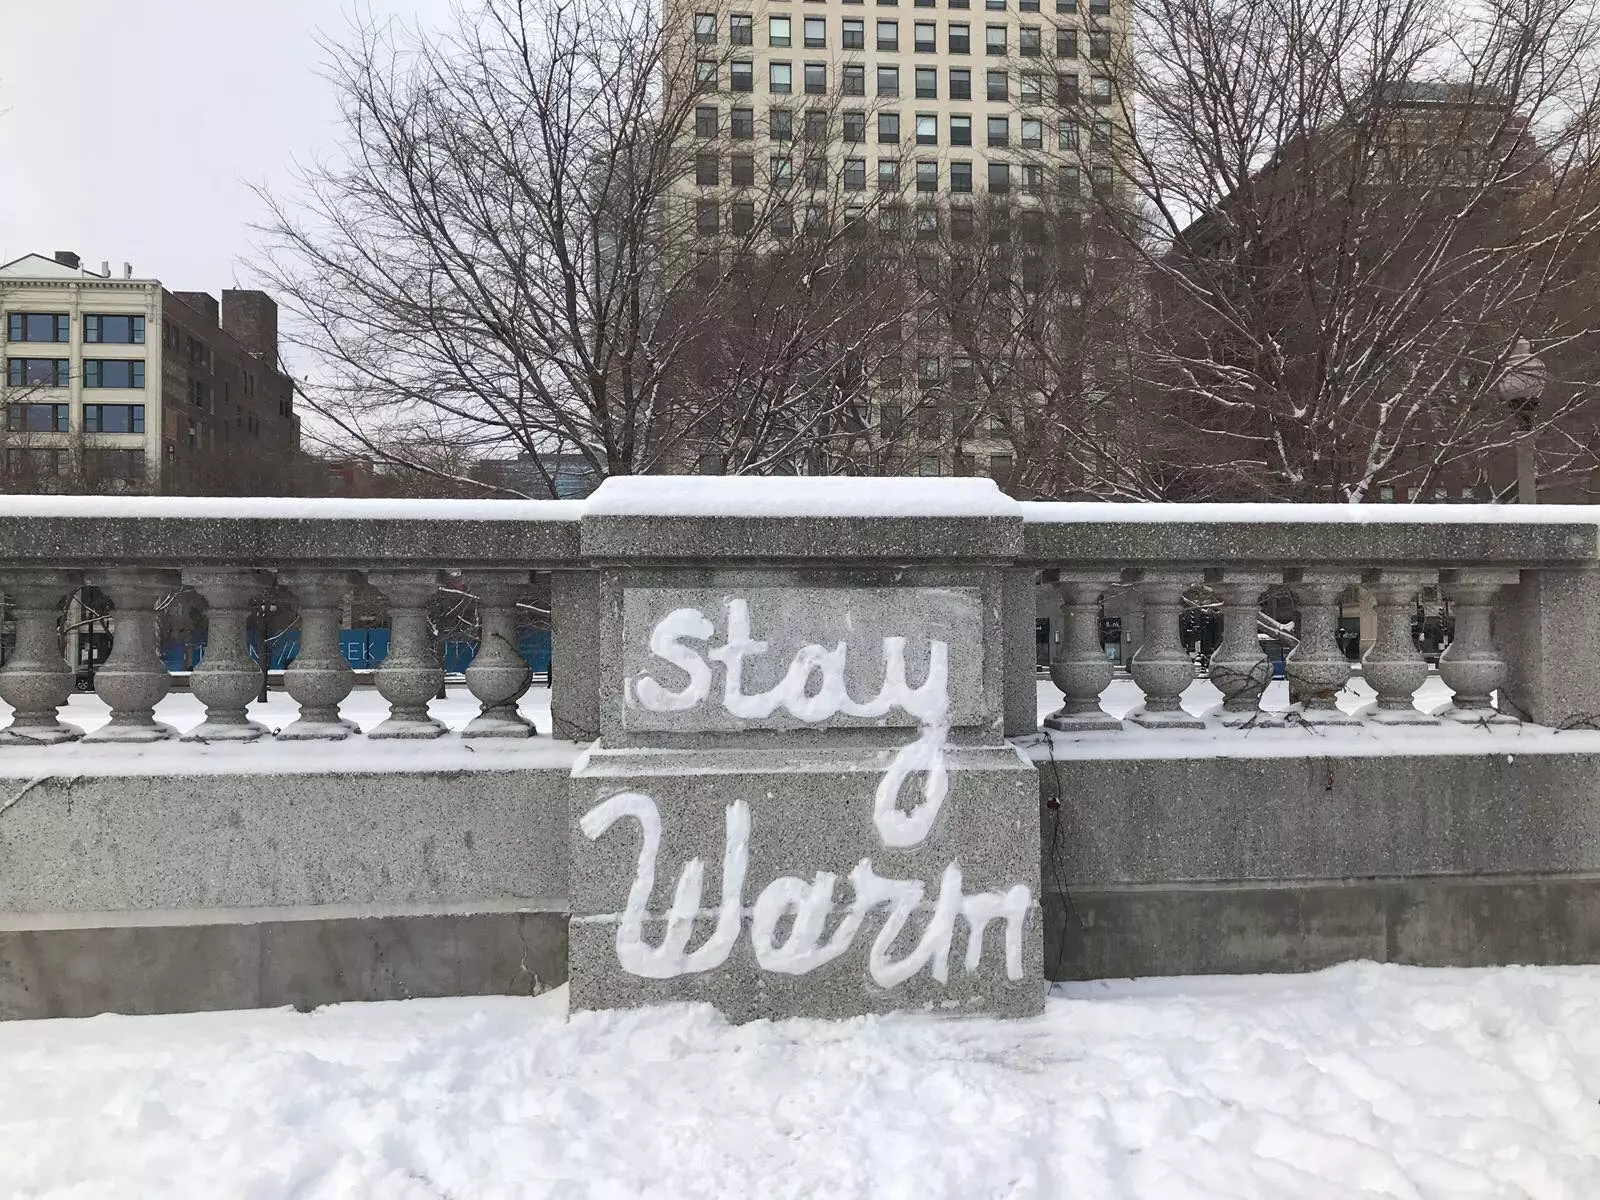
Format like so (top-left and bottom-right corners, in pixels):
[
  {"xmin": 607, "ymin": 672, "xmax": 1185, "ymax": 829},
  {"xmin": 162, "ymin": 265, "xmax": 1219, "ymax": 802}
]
[
  {"xmin": 1002, "ymin": 568, "xmax": 1039, "ymax": 737},
  {"xmin": 463, "ymin": 570, "xmax": 535, "ymax": 737},
  {"xmin": 368, "ymin": 570, "xmax": 446, "ymax": 740},
  {"xmin": 1437, "ymin": 569, "xmax": 1520, "ymax": 724},
  {"xmin": 0, "ymin": 570, "xmax": 82, "ymax": 745},
  {"xmin": 1361, "ymin": 570, "xmax": 1437, "ymax": 725},
  {"xmin": 1044, "ymin": 570, "xmax": 1119, "ymax": 731},
  {"xmin": 181, "ymin": 569, "xmax": 271, "ymax": 742},
  {"xmin": 83, "ymin": 570, "xmax": 180, "ymax": 743},
  {"xmin": 1127, "ymin": 572, "xmax": 1204, "ymax": 729},
  {"xmin": 1208, "ymin": 570, "xmax": 1281, "ymax": 728},
  {"xmin": 1285, "ymin": 570, "xmax": 1361, "ymax": 725},
  {"xmin": 550, "ymin": 569, "xmax": 601, "ymax": 742},
  {"xmin": 1501, "ymin": 567, "xmax": 1600, "ymax": 727},
  {"xmin": 279, "ymin": 570, "xmax": 358, "ymax": 741}
]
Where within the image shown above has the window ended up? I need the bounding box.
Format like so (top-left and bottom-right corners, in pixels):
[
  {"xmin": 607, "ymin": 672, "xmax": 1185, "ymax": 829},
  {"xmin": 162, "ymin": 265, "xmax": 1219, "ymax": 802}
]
[
  {"xmin": 697, "ymin": 59, "xmax": 718, "ymax": 90},
  {"xmin": 1021, "ymin": 73, "xmax": 1043, "ymax": 102},
  {"xmin": 916, "ymin": 113, "xmax": 938, "ymax": 144},
  {"xmin": 695, "ymin": 200, "xmax": 719, "ymax": 235},
  {"xmin": 988, "ymin": 161, "xmax": 1011, "ymax": 192},
  {"xmin": 1060, "ymin": 164, "xmax": 1081, "ymax": 195},
  {"xmin": 1058, "ymin": 72, "xmax": 1079, "ymax": 103},
  {"xmin": 949, "ymin": 22, "xmax": 970, "ymax": 52},
  {"xmin": 185, "ymin": 336, "xmax": 209, "ymax": 369},
  {"xmin": 844, "ymin": 111, "xmax": 867, "ymax": 142},
  {"xmin": 189, "ymin": 378, "xmax": 209, "ymax": 409},
  {"xmin": 951, "ymin": 160, "xmax": 973, "ymax": 192},
  {"xmin": 987, "ymin": 69, "xmax": 1007, "ymax": 100},
  {"xmin": 843, "ymin": 64, "xmax": 866, "ymax": 95},
  {"xmin": 731, "ymin": 60, "xmax": 753, "ymax": 91},
  {"xmin": 770, "ymin": 15, "xmax": 791, "ymax": 45},
  {"xmin": 1021, "ymin": 0, "xmax": 1040, "ymax": 9},
  {"xmin": 950, "ymin": 113, "xmax": 972, "ymax": 145},
  {"xmin": 843, "ymin": 17, "xmax": 865, "ymax": 47},
  {"xmin": 804, "ymin": 63, "xmax": 825, "ymax": 93},
  {"xmin": 987, "ymin": 0, "xmax": 1006, "ymax": 8},
  {"xmin": 804, "ymin": 109, "xmax": 829, "ymax": 141},
  {"xmin": 989, "ymin": 453, "xmax": 1013, "ymax": 481},
  {"xmin": 844, "ymin": 158, "xmax": 867, "ymax": 190},
  {"xmin": 770, "ymin": 62, "xmax": 793, "ymax": 93},
  {"xmin": 880, "ymin": 403, "xmax": 903, "ymax": 431},
  {"xmin": 919, "ymin": 456, "xmax": 941, "ymax": 476},
  {"xmin": 916, "ymin": 208, "xmax": 939, "ymax": 239},
  {"xmin": 84, "ymin": 447, "xmax": 145, "ymax": 484},
  {"xmin": 877, "ymin": 19, "xmax": 898, "ymax": 49},
  {"xmin": 804, "ymin": 203, "xmax": 827, "ymax": 234},
  {"xmin": 1091, "ymin": 164, "xmax": 1113, "ymax": 193},
  {"xmin": 951, "ymin": 206, "xmax": 975, "ymax": 238},
  {"xmin": 878, "ymin": 159, "xmax": 901, "ymax": 189},
  {"xmin": 879, "ymin": 205, "xmax": 904, "ymax": 235},
  {"xmin": 986, "ymin": 23, "xmax": 1006, "ymax": 53},
  {"xmin": 6, "ymin": 313, "xmax": 68, "ymax": 343},
  {"xmin": 879, "ymin": 111, "xmax": 900, "ymax": 142},
  {"xmin": 695, "ymin": 12, "xmax": 717, "ymax": 44},
  {"xmin": 730, "ymin": 14, "xmax": 753, "ymax": 44},
  {"xmin": 1020, "ymin": 26, "xmax": 1041, "ymax": 55},
  {"xmin": 1091, "ymin": 74, "xmax": 1112, "ymax": 104},
  {"xmin": 804, "ymin": 16, "xmax": 826, "ymax": 46},
  {"xmin": 1059, "ymin": 121, "xmax": 1079, "ymax": 150},
  {"xmin": 764, "ymin": 108, "xmax": 789, "ymax": 141},
  {"xmin": 6, "ymin": 358, "xmax": 69, "ymax": 387},
  {"xmin": 771, "ymin": 155, "xmax": 794, "ymax": 184},
  {"xmin": 731, "ymin": 107, "xmax": 755, "ymax": 138},
  {"xmin": 877, "ymin": 65, "xmax": 899, "ymax": 96},
  {"xmin": 804, "ymin": 158, "xmax": 828, "ymax": 188},
  {"xmin": 731, "ymin": 201, "xmax": 756, "ymax": 234},
  {"xmin": 82, "ymin": 403, "xmax": 145, "ymax": 433},
  {"xmin": 1378, "ymin": 486, "xmax": 1396, "ymax": 502},
  {"xmin": 1089, "ymin": 31, "xmax": 1110, "ymax": 59},
  {"xmin": 772, "ymin": 203, "xmax": 794, "ymax": 237},
  {"xmin": 987, "ymin": 114, "xmax": 1009, "ymax": 146},
  {"xmin": 5, "ymin": 403, "xmax": 68, "ymax": 432},
  {"xmin": 6, "ymin": 447, "xmax": 70, "ymax": 479},
  {"xmin": 1057, "ymin": 28, "xmax": 1077, "ymax": 57},
  {"xmin": 731, "ymin": 154, "xmax": 756, "ymax": 185},
  {"xmin": 696, "ymin": 152, "xmax": 719, "ymax": 185},
  {"xmin": 695, "ymin": 106, "xmax": 718, "ymax": 137},
  {"xmin": 1022, "ymin": 117, "xmax": 1043, "ymax": 148},
  {"xmin": 1057, "ymin": 0, "xmax": 1077, "ymax": 10},
  {"xmin": 1022, "ymin": 164, "xmax": 1044, "ymax": 193},
  {"xmin": 914, "ymin": 20, "xmax": 935, "ymax": 50},
  {"xmin": 915, "ymin": 160, "xmax": 938, "ymax": 193},
  {"xmin": 915, "ymin": 67, "xmax": 937, "ymax": 98},
  {"xmin": 1092, "ymin": 118, "xmax": 1111, "ymax": 147},
  {"xmin": 950, "ymin": 67, "xmax": 972, "ymax": 99},
  {"xmin": 1090, "ymin": 0, "xmax": 1109, "ymax": 13}
]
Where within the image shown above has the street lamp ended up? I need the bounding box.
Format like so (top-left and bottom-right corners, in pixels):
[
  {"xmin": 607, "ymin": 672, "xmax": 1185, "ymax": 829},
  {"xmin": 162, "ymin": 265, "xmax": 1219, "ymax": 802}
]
[{"xmin": 1498, "ymin": 337, "xmax": 1547, "ymax": 504}]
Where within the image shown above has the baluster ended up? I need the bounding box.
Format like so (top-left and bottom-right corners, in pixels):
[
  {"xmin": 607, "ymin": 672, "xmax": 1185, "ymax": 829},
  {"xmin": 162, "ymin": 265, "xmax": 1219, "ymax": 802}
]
[
  {"xmin": 368, "ymin": 570, "xmax": 446, "ymax": 739},
  {"xmin": 463, "ymin": 570, "xmax": 535, "ymax": 737},
  {"xmin": 1437, "ymin": 569, "xmax": 1520, "ymax": 724},
  {"xmin": 181, "ymin": 569, "xmax": 270, "ymax": 742},
  {"xmin": 1207, "ymin": 570, "xmax": 1282, "ymax": 727},
  {"xmin": 0, "ymin": 570, "xmax": 83, "ymax": 745},
  {"xmin": 1361, "ymin": 570, "xmax": 1438, "ymax": 725},
  {"xmin": 1044, "ymin": 570, "xmax": 1120, "ymax": 731},
  {"xmin": 1285, "ymin": 570, "xmax": 1362, "ymax": 725},
  {"xmin": 279, "ymin": 570, "xmax": 359, "ymax": 741},
  {"xmin": 1127, "ymin": 572, "xmax": 1204, "ymax": 729},
  {"xmin": 83, "ymin": 569, "xmax": 180, "ymax": 743}
]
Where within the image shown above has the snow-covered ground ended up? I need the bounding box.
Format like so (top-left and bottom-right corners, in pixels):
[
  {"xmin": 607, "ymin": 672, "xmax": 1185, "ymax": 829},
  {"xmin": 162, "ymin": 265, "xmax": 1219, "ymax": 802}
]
[{"xmin": 2, "ymin": 963, "xmax": 1597, "ymax": 1198}]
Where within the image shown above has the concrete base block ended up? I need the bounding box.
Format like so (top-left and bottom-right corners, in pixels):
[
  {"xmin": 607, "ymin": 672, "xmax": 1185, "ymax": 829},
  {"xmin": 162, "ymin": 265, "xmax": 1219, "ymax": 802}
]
[
  {"xmin": 1367, "ymin": 706, "xmax": 1440, "ymax": 726},
  {"xmin": 1128, "ymin": 707, "xmax": 1205, "ymax": 730},
  {"xmin": 1044, "ymin": 709, "xmax": 1123, "ymax": 733},
  {"xmin": 569, "ymin": 745, "xmax": 1045, "ymax": 1021}
]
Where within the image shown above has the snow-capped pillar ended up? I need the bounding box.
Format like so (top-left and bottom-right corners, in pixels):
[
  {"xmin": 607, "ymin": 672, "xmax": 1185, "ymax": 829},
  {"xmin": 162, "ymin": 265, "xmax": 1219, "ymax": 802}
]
[
  {"xmin": 463, "ymin": 570, "xmax": 535, "ymax": 738},
  {"xmin": 1361, "ymin": 570, "xmax": 1438, "ymax": 725},
  {"xmin": 182, "ymin": 569, "xmax": 271, "ymax": 742},
  {"xmin": 1284, "ymin": 569, "xmax": 1361, "ymax": 726},
  {"xmin": 1127, "ymin": 572, "xmax": 1203, "ymax": 729},
  {"xmin": 1044, "ymin": 569, "xmax": 1120, "ymax": 731},
  {"xmin": 550, "ymin": 568, "xmax": 601, "ymax": 741},
  {"xmin": 368, "ymin": 570, "xmax": 446, "ymax": 739},
  {"xmin": 1501, "ymin": 566, "xmax": 1600, "ymax": 727},
  {"xmin": 1207, "ymin": 570, "xmax": 1281, "ymax": 728},
  {"xmin": 1437, "ymin": 569, "xmax": 1520, "ymax": 724},
  {"xmin": 279, "ymin": 570, "xmax": 359, "ymax": 741},
  {"xmin": 84, "ymin": 569, "xmax": 180, "ymax": 743},
  {"xmin": 0, "ymin": 570, "xmax": 82, "ymax": 745}
]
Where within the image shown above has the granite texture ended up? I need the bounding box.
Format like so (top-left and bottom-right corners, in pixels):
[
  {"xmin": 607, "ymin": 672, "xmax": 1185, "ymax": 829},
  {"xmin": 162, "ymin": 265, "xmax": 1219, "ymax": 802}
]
[
  {"xmin": 1502, "ymin": 567, "xmax": 1600, "ymax": 728},
  {"xmin": 1002, "ymin": 568, "xmax": 1039, "ymax": 737},
  {"xmin": 581, "ymin": 514, "xmax": 1023, "ymax": 562},
  {"xmin": 0, "ymin": 770, "xmax": 570, "ymax": 913},
  {"xmin": 550, "ymin": 568, "xmax": 603, "ymax": 742},
  {"xmin": 0, "ymin": 910, "xmax": 566, "ymax": 1019}
]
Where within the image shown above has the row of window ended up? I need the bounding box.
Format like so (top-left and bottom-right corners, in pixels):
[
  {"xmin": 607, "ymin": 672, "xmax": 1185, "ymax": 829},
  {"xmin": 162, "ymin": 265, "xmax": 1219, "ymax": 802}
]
[
  {"xmin": 6, "ymin": 358, "xmax": 146, "ymax": 388},
  {"xmin": 5, "ymin": 313, "xmax": 147, "ymax": 345},
  {"xmin": 696, "ymin": 107, "xmax": 1112, "ymax": 148},
  {"xmin": 697, "ymin": 156, "xmax": 1103, "ymax": 202},
  {"xmin": 699, "ymin": 59, "xmax": 1115, "ymax": 102},
  {"xmin": 698, "ymin": 0, "xmax": 1111, "ymax": 26},
  {"xmin": 4, "ymin": 447, "xmax": 147, "ymax": 482},
  {"xmin": 5, "ymin": 402, "xmax": 146, "ymax": 433},
  {"xmin": 695, "ymin": 14, "xmax": 1111, "ymax": 57},
  {"xmin": 699, "ymin": 451, "xmax": 1017, "ymax": 481}
]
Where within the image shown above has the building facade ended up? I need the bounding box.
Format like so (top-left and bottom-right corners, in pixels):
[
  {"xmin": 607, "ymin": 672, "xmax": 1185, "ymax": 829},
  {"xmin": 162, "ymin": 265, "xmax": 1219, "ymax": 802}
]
[{"xmin": 1, "ymin": 252, "xmax": 300, "ymax": 494}]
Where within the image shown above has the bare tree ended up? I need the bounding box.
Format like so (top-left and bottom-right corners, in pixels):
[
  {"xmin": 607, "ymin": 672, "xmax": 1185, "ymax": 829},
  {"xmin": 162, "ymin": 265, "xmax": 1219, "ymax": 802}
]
[{"xmin": 1080, "ymin": 0, "xmax": 1600, "ymax": 501}]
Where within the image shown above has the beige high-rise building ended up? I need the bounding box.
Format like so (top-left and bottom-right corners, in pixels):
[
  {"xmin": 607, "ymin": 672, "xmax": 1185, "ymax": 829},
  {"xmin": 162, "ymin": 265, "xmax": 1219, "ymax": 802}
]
[{"xmin": 669, "ymin": 0, "xmax": 1128, "ymax": 481}]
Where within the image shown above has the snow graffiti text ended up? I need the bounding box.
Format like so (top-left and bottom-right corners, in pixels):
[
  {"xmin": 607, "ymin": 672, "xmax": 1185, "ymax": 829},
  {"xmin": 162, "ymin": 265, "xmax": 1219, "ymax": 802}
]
[{"xmin": 584, "ymin": 596, "xmax": 1032, "ymax": 988}]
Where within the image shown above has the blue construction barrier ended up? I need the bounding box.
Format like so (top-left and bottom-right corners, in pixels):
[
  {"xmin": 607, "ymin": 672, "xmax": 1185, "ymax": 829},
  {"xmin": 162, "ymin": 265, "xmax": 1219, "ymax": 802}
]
[{"xmin": 162, "ymin": 628, "xmax": 552, "ymax": 675}]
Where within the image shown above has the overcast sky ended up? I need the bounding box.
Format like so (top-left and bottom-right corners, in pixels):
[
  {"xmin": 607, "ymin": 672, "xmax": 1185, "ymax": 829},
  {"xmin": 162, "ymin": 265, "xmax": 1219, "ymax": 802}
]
[{"xmin": 0, "ymin": 0, "xmax": 447, "ymax": 291}]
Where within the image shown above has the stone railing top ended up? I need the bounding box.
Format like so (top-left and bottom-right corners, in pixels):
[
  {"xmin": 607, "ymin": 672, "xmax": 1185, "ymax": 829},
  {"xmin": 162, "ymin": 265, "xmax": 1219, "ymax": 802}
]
[
  {"xmin": 579, "ymin": 477, "xmax": 1023, "ymax": 561},
  {"xmin": 0, "ymin": 495, "xmax": 585, "ymax": 570},
  {"xmin": 1020, "ymin": 502, "xmax": 1600, "ymax": 567}
]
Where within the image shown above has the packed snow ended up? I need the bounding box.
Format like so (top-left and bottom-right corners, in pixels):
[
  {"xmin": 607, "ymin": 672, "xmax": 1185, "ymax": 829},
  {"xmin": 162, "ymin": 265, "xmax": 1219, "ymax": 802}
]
[
  {"xmin": 1021, "ymin": 500, "xmax": 1600, "ymax": 525},
  {"xmin": 568, "ymin": 474, "xmax": 1017, "ymax": 518},
  {"xmin": 1, "ymin": 963, "xmax": 1596, "ymax": 1198},
  {"xmin": 0, "ymin": 495, "xmax": 584, "ymax": 521}
]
